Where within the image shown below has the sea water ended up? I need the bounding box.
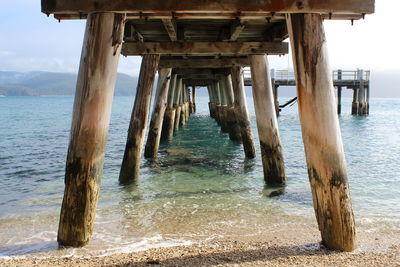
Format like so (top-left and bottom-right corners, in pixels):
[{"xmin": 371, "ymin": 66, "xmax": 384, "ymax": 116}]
[{"xmin": 0, "ymin": 95, "xmax": 399, "ymax": 258}]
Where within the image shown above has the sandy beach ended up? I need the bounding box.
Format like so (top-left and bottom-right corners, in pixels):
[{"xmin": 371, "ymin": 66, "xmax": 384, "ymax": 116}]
[{"xmin": 1, "ymin": 226, "xmax": 399, "ymax": 267}]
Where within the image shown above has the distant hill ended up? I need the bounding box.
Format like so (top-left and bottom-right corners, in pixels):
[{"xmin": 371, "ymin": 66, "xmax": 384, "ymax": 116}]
[{"xmin": 0, "ymin": 71, "xmax": 138, "ymax": 96}]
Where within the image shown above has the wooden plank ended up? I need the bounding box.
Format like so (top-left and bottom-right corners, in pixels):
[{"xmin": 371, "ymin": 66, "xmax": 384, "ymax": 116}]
[
  {"xmin": 162, "ymin": 19, "xmax": 177, "ymax": 41},
  {"xmin": 122, "ymin": 42, "xmax": 288, "ymax": 56},
  {"xmin": 58, "ymin": 13, "xmax": 125, "ymax": 247},
  {"xmin": 287, "ymin": 13, "xmax": 356, "ymax": 251},
  {"xmin": 42, "ymin": 0, "xmax": 374, "ymax": 15},
  {"xmin": 159, "ymin": 58, "xmax": 250, "ymax": 68}
]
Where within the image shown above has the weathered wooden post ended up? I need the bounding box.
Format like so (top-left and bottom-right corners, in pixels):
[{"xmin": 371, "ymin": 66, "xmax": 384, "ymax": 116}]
[
  {"xmin": 214, "ymin": 81, "xmax": 222, "ymax": 124},
  {"xmin": 119, "ymin": 54, "xmax": 160, "ymax": 184},
  {"xmin": 231, "ymin": 66, "xmax": 256, "ymax": 158},
  {"xmin": 271, "ymin": 69, "xmax": 280, "ymax": 116},
  {"xmin": 287, "ymin": 13, "xmax": 356, "ymax": 251},
  {"xmin": 184, "ymin": 85, "xmax": 190, "ymax": 122},
  {"xmin": 58, "ymin": 13, "xmax": 125, "ymax": 247},
  {"xmin": 249, "ymin": 54, "xmax": 286, "ymax": 185},
  {"xmin": 208, "ymin": 85, "xmax": 216, "ymax": 118},
  {"xmin": 179, "ymin": 83, "xmax": 186, "ymax": 126},
  {"xmin": 144, "ymin": 68, "xmax": 172, "ymax": 158},
  {"xmin": 218, "ymin": 78, "xmax": 229, "ymax": 132},
  {"xmin": 174, "ymin": 78, "xmax": 182, "ymax": 131},
  {"xmin": 191, "ymin": 85, "xmax": 196, "ymax": 113},
  {"xmin": 351, "ymin": 88, "xmax": 359, "ymax": 115},
  {"xmin": 224, "ymin": 75, "xmax": 242, "ymax": 142},
  {"xmin": 161, "ymin": 73, "xmax": 177, "ymax": 141},
  {"xmin": 337, "ymin": 70, "xmax": 342, "ymax": 115},
  {"xmin": 357, "ymin": 69, "xmax": 367, "ymax": 115}
]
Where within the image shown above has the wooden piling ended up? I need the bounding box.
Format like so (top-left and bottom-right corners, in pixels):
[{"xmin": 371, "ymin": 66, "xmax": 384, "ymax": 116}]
[
  {"xmin": 179, "ymin": 85, "xmax": 186, "ymax": 126},
  {"xmin": 287, "ymin": 13, "xmax": 356, "ymax": 251},
  {"xmin": 219, "ymin": 79, "xmax": 230, "ymax": 133},
  {"xmin": 119, "ymin": 54, "xmax": 160, "ymax": 184},
  {"xmin": 249, "ymin": 54, "xmax": 286, "ymax": 185},
  {"xmin": 271, "ymin": 69, "xmax": 280, "ymax": 116},
  {"xmin": 174, "ymin": 78, "xmax": 182, "ymax": 131},
  {"xmin": 58, "ymin": 13, "xmax": 125, "ymax": 247},
  {"xmin": 351, "ymin": 88, "xmax": 358, "ymax": 115},
  {"xmin": 214, "ymin": 81, "xmax": 222, "ymax": 124},
  {"xmin": 223, "ymin": 75, "xmax": 242, "ymax": 142},
  {"xmin": 144, "ymin": 68, "xmax": 172, "ymax": 158},
  {"xmin": 161, "ymin": 74, "xmax": 177, "ymax": 141},
  {"xmin": 337, "ymin": 70, "xmax": 342, "ymax": 115},
  {"xmin": 357, "ymin": 70, "xmax": 367, "ymax": 115},
  {"xmin": 208, "ymin": 85, "xmax": 216, "ymax": 118},
  {"xmin": 191, "ymin": 86, "xmax": 196, "ymax": 113},
  {"xmin": 231, "ymin": 66, "xmax": 256, "ymax": 158}
]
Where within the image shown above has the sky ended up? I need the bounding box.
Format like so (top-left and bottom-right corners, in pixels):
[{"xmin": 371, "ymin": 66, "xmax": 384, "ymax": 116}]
[{"xmin": 0, "ymin": 0, "xmax": 399, "ymax": 76}]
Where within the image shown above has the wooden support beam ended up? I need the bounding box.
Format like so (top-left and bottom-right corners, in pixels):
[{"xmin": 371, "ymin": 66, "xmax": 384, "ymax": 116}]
[
  {"xmin": 42, "ymin": 0, "xmax": 375, "ymax": 15},
  {"xmin": 119, "ymin": 54, "xmax": 160, "ymax": 184},
  {"xmin": 182, "ymin": 78, "xmax": 216, "ymax": 86},
  {"xmin": 223, "ymin": 75, "xmax": 242, "ymax": 142},
  {"xmin": 159, "ymin": 58, "xmax": 250, "ymax": 68},
  {"xmin": 162, "ymin": 19, "xmax": 177, "ymax": 41},
  {"xmin": 174, "ymin": 78, "xmax": 183, "ymax": 132},
  {"xmin": 58, "ymin": 13, "xmax": 125, "ymax": 247},
  {"xmin": 144, "ymin": 68, "xmax": 172, "ymax": 158},
  {"xmin": 231, "ymin": 66, "xmax": 256, "ymax": 158},
  {"xmin": 191, "ymin": 86, "xmax": 196, "ymax": 113},
  {"xmin": 125, "ymin": 24, "xmax": 143, "ymax": 42},
  {"xmin": 161, "ymin": 74, "xmax": 177, "ymax": 141},
  {"xmin": 287, "ymin": 13, "xmax": 356, "ymax": 251},
  {"xmin": 122, "ymin": 41, "xmax": 288, "ymax": 56},
  {"xmin": 250, "ymin": 54, "xmax": 285, "ymax": 186},
  {"xmin": 173, "ymin": 68, "xmax": 231, "ymax": 76},
  {"xmin": 229, "ymin": 19, "xmax": 246, "ymax": 41}
]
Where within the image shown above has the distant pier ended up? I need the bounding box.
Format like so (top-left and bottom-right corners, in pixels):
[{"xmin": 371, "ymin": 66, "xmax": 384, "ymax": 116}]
[{"xmin": 244, "ymin": 68, "xmax": 370, "ymax": 115}]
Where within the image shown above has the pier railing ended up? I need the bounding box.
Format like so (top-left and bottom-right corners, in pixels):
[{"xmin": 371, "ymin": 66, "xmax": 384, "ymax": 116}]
[{"xmin": 243, "ymin": 68, "xmax": 370, "ymax": 82}]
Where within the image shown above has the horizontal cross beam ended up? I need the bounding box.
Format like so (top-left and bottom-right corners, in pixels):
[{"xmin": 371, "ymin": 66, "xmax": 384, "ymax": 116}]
[
  {"xmin": 173, "ymin": 68, "xmax": 231, "ymax": 76},
  {"xmin": 183, "ymin": 79, "xmax": 216, "ymax": 86},
  {"xmin": 42, "ymin": 0, "xmax": 374, "ymax": 15},
  {"xmin": 159, "ymin": 58, "xmax": 250, "ymax": 68},
  {"xmin": 122, "ymin": 42, "xmax": 288, "ymax": 56}
]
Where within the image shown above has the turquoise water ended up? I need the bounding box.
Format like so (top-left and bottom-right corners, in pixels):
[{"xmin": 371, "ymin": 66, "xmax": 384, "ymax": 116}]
[{"xmin": 0, "ymin": 95, "xmax": 399, "ymax": 257}]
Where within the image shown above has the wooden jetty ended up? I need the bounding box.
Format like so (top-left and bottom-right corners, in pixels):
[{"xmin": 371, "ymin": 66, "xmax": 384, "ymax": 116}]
[
  {"xmin": 41, "ymin": 0, "xmax": 374, "ymax": 252},
  {"xmin": 243, "ymin": 68, "xmax": 370, "ymax": 115}
]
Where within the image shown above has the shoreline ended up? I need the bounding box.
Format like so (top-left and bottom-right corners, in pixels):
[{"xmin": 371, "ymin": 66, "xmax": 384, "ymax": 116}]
[{"xmin": 1, "ymin": 226, "xmax": 399, "ymax": 266}]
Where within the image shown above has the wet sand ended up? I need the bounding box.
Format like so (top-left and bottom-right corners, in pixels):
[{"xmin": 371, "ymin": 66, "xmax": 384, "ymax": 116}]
[{"xmin": 1, "ymin": 226, "xmax": 399, "ymax": 267}]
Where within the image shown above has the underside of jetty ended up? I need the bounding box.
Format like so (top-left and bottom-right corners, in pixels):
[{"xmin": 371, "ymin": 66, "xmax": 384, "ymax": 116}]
[{"xmin": 41, "ymin": 0, "xmax": 374, "ymax": 251}]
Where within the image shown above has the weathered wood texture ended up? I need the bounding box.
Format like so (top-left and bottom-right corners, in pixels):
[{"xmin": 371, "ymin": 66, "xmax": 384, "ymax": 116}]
[
  {"xmin": 250, "ymin": 54, "xmax": 286, "ymax": 186},
  {"xmin": 287, "ymin": 13, "xmax": 356, "ymax": 251},
  {"xmin": 161, "ymin": 74, "xmax": 177, "ymax": 141},
  {"xmin": 159, "ymin": 58, "xmax": 250, "ymax": 68},
  {"xmin": 119, "ymin": 54, "xmax": 160, "ymax": 184},
  {"xmin": 231, "ymin": 66, "xmax": 256, "ymax": 158},
  {"xmin": 174, "ymin": 78, "xmax": 183, "ymax": 131},
  {"xmin": 191, "ymin": 86, "xmax": 196, "ymax": 113},
  {"xmin": 42, "ymin": 0, "xmax": 374, "ymax": 15},
  {"xmin": 122, "ymin": 42, "xmax": 288, "ymax": 56},
  {"xmin": 58, "ymin": 12, "xmax": 125, "ymax": 247},
  {"xmin": 144, "ymin": 68, "xmax": 172, "ymax": 158},
  {"xmin": 223, "ymin": 75, "xmax": 241, "ymax": 142},
  {"xmin": 162, "ymin": 19, "xmax": 177, "ymax": 41}
]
